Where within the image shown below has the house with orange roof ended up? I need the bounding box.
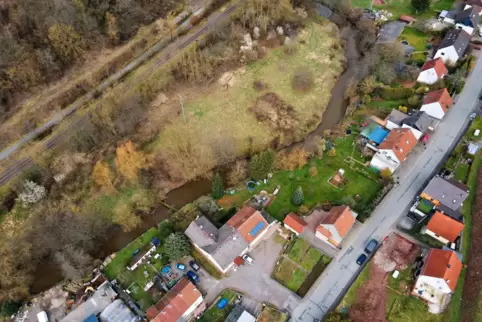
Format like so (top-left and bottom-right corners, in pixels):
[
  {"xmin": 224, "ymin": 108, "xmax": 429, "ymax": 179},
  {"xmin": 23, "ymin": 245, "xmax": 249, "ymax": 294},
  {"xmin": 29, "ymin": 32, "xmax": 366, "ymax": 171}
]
[
  {"xmin": 315, "ymin": 206, "xmax": 357, "ymax": 249},
  {"xmin": 417, "ymin": 58, "xmax": 448, "ymax": 85},
  {"xmin": 369, "ymin": 128, "xmax": 418, "ymax": 173},
  {"xmin": 146, "ymin": 277, "xmax": 206, "ymax": 322},
  {"xmin": 413, "ymin": 249, "xmax": 462, "ymax": 313},
  {"xmin": 283, "ymin": 213, "xmax": 307, "ymax": 236},
  {"xmin": 420, "ymin": 88, "xmax": 453, "ymax": 120},
  {"xmin": 185, "ymin": 205, "xmax": 273, "ymax": 272},
  {"xmin": 421, "ymin": 211, "xmax": 465, "ymax": 244}
]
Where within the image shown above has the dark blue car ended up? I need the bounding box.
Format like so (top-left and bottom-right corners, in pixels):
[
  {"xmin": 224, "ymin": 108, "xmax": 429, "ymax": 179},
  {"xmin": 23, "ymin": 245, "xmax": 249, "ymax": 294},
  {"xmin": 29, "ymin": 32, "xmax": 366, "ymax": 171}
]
[
  {"xmin": 356, "ymin": 254, "xmax": 367, "ymax": 265},
  {"xmin": 187, "ymin": 270, "xmax": 200, "ymax": 284}
]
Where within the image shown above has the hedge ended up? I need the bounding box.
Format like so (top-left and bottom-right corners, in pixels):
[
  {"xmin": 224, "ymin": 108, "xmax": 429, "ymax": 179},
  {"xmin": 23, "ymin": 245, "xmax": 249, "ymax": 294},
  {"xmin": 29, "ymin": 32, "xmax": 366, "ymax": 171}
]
[{"xmin": 380, "ymin": 87, "xmax": 415, "ymax": 100}]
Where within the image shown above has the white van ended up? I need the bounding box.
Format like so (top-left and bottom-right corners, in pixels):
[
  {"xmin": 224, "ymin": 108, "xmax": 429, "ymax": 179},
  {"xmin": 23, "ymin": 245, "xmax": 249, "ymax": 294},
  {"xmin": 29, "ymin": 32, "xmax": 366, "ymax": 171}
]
[{"xmin": 37, "ymin": 311, "xmax": 49, "ymax": 322}]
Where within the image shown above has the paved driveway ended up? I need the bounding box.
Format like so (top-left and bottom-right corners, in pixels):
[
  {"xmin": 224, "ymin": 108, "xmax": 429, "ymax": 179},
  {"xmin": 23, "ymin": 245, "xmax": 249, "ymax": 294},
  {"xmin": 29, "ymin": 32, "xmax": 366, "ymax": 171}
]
[
  {"xmin": 376, "ymin": 21, "xmax": 406, "ymax": 43},
  {"xmin": 197, "ymin": 224, "xmax": 300, "ymax": 313}
]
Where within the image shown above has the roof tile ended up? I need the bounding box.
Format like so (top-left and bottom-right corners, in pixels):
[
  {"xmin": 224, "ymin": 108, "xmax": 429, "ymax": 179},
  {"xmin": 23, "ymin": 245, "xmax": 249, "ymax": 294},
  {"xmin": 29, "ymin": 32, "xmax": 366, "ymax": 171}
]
[
  {"xmin": 421, "ymin": 249, "xmax": 462, "ymax": 291},
  {"xmin": 378, "ymin": 128, "xmax": 417, "ymax": 162},
  {"xmin": 284, "ymin": 213, "xmax": 308, "ymax": 234},
  {"xmin": 426, "ymin": 211, "xmax": 464, "ymax": 242}
]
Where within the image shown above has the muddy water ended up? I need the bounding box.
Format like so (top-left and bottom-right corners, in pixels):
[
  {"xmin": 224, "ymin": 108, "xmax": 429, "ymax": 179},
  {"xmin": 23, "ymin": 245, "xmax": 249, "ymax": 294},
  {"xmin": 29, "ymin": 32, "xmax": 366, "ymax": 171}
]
[{"xmin": 31, "ymin": 26, "xmax": 364, "ymax": 294}]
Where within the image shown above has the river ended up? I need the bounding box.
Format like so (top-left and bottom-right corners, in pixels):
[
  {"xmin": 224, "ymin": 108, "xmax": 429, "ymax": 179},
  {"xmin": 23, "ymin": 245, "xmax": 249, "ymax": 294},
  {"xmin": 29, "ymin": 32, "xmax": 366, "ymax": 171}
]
[{"xmin": 31, "ymin": 23, "xmax": 364, "ymax": 294}]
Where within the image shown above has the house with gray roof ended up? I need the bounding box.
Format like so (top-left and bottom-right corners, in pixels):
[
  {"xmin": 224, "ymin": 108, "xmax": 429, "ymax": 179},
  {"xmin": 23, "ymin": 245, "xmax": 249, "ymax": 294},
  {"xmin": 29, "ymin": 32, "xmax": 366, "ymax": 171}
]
[
  {"xmin": 433, "ymin": 29, "xmax": 471, "ymax": 64},
  {"xmin": 421, "ymin": 176, "xmax": 469, "ymax": 217},
  {"xmin": 453, "ymin": 5, "xmax": 481, "ymax": 35},
  {"xmin": 385, "ymin": 110, "xmax": 435, "ymax": 140},
  {"xmin": 185, "ymin": 206, "xmax": 272, "ymax": 273}
]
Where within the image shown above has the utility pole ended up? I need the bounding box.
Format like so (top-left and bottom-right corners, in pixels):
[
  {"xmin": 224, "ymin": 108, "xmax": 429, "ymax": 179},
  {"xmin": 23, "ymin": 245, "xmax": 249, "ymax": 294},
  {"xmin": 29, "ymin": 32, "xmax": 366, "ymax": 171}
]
[{"xmin": 178, "ymin": 94, "xmax": 186, "ymax": 124}]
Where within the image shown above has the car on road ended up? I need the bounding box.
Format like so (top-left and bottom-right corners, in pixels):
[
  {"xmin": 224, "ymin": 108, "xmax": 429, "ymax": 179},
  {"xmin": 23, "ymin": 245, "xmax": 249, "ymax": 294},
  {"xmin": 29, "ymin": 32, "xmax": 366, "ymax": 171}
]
[
  {"xmin": 421, "ymin": 134, "xmax": 429, "ymax": 144},
  {"xmin": 364, "ymin": 239, "xmax": 378, "ymax": 254},
  {"xmin": 189, "ymin": 260, "xmax": 200, "ymax": 271},
  {"xmin": 176, "ymin": 263, "xmax": 186, "ymax": 271},
  {"xmin": 187, "ymin": 270, "xmax": 200, "ymax": 284},
  {"xmin": 356, "ymin": 254, "xmax": 367, "ymax": 265},
  {"xmin": 242, "ymin": 254, "xmax": 254, "ymax": 265}
]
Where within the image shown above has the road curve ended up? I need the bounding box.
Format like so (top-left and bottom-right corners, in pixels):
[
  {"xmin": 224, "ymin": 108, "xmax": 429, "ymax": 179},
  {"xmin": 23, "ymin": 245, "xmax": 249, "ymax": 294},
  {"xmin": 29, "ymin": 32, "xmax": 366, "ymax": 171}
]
[{"xmin": 0, "ymin": 3, "xmax": 239, "ymax": 186}]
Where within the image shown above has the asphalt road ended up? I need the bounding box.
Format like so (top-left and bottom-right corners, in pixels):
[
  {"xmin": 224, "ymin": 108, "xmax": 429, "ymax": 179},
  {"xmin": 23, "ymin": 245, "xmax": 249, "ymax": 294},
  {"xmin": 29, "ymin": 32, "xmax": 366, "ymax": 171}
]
[{"xmin": 291, "ymin": 54, "xmax": 482, "ymax": 322}]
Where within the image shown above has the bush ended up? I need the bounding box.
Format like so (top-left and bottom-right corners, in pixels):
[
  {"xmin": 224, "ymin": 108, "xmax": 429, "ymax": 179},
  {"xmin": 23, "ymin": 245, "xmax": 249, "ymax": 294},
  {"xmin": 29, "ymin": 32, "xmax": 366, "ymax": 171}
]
[
  {"xmin": 292, "ymin": 186, "xmax": 304, "ymax": 206},
  {"xmin": 165, "ymin": 232, "xmax": 191, "ymax": 260},
  {"xmin": 380, "ymin": 87, "xmax": 415, "ymax": 100},
  {"xmin": 407, "ymin": 95, "xmax": 421, "ymax": 107},
  {"xmin": 363, "ymin": 94, "xmax": 371, "ymax": 103},
  {"xmin": 1, "ymin": 301, "xmax": 21, "ymax": 317},
  {"xmin": 211, "ymin": 172, "xmax": 224, "ymax": 199},
  {"xmin": 249, "ymin": 150, "xmax": 276, "ymax": 180},
  {"xmin": 292, "ymin": 67, "xmax": 314, "ymax": 92},
  {"xmin": 398, "ymin": 105, "xmax": 408, "ymax": 113}
]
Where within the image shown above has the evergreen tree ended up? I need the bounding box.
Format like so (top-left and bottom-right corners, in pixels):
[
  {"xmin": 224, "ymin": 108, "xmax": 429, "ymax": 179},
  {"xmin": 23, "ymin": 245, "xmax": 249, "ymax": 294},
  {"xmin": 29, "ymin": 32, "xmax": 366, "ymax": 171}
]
[
  {"xmin": 249, "ymin": 150, "xmax": 275, "ymax": 180},
  {"xmin": 411, "ymin": 0, "xmax": 431, "ymax": 12},
  {"xmin": 212, "ymin": 172, "xmax": 224, "ymax": 199},
  {"xmin": 292, "ymin": 186, "xmax": 304, "ymax": 206},
  {"xmin": 165, "ymin": 233, "xmax": 191, "ymax": 260}
]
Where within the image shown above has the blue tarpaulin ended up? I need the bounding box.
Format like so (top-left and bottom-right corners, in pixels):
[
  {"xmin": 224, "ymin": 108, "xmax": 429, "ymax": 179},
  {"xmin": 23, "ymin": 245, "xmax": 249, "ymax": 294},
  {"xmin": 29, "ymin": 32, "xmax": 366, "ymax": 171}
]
[
  {"xmin": 83, "ymin": 314, "xmax": 99, "ymax": 322},
  {"xmin": 360, "ymin": 121, "xmax": 389, "ymax": 145}
]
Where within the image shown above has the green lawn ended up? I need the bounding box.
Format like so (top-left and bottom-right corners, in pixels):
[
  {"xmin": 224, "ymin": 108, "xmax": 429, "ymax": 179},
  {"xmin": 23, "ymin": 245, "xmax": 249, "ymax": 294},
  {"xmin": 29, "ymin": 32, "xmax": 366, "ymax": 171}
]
[
  {"xmin": 399, "ymin": 27, "xmax": 429, "ymax": 51},
  {"xmin": 454, "ymin": 163, "xmax": 470, "ymax": 183},
  {"xmin": 273, "ymin": 258, "xmax": 300, "ymax": 292},
  {"xmin": 351, "ymin": 0, "xmax": 372, "ymax": 8},
  {"xmin": 367, "ymin": 99, "xmax": 407, "ymax": 114},
  {"xmin": 386, "ymin": 290, "xmax": 443, "ymax": 322},
  {"xmin": 287, "ymin": 238, "xmax": 311, "ymax": 263},
  {"xmin": 300, "ymin": 248, "xmax": 323, "ymax": 271},
  {"xmin": 373, "ymin": 0, "xmax": 455, "ymax": 19},
  {"xmin": 466, "ymin": 116, "xmax": 482, "ymax": 141},
  {"xmin": 387, "ymin": 266, "xmax": 413, "ymax": 294},
  {"xmin": 287, "ymin": 268, "xmax": 308, "ymax": 291},
  {"xmin": 198, "ymin": 289, "xmax": 238, "ymax": 322},
  {"xmin": 416, "ymin": 199, "xmax": 434, "ymax": 214}
]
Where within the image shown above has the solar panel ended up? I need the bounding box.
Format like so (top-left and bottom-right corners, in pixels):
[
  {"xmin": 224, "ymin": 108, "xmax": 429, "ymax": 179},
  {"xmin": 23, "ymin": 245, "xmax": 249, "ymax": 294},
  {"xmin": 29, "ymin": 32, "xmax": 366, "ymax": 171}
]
[{"xmin": 249, "ymin": 221, "xmax": 265, "ymax": 237}]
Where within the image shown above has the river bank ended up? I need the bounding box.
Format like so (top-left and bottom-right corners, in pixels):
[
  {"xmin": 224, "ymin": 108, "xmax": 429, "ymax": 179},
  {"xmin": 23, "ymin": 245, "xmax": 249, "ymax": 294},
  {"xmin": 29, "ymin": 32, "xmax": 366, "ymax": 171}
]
[{"xmin": 30, "ymin": 16, "xmax": 370, "ymax": 294}]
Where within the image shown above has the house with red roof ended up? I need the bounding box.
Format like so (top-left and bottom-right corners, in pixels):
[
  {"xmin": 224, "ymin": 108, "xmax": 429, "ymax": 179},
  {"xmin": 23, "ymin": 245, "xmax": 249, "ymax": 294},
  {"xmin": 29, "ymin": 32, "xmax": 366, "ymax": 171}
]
[
  {"xmin": 420, "ymin": 88, "xmax": 453, "ymax": 120},
  {"xmin": 417, "ymin": 58, "xmax": 448, "ymax": 85},
  {"xmin": 315, "ymin": 206, "xmax": 357, "ymax": 248},
  {"xmin": 146, "ymin": 278, "xmax": 206, "ymax": 322},
  {"xmin": 413, "ymin": 249, "xmax": 462, "ymax": 313},
  {"xmin": 283, "ymin": 213, "xmax": 307, "ymax": 236},
  {"xmin": 369, "ymin": 128, "xmax": 418, "ymax": 173},
  {"xmin": 185, "ymin": 205, "xmax": 273, "ymax": 273},
  {"xmin": 422, "ymin": 211, "xmax": 464, "ymax": 244}
]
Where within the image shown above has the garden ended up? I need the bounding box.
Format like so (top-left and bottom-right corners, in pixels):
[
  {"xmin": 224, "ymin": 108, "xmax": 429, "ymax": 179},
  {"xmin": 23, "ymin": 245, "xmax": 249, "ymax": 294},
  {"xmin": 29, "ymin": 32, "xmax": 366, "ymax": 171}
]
[
  {"xmin": 257, "ymin": 305, "xmax": 288, "ymax": 322},
  {"xmin": 272, "ymin": 238, "xmax": 332, "ymax": 296},
  {"xmin": 102, "ymin": 228, "xmax": 169, "ymax": 310},
  {"xmin": 198, "ymin": 289, "xmax": 240, "ymax": 322}
]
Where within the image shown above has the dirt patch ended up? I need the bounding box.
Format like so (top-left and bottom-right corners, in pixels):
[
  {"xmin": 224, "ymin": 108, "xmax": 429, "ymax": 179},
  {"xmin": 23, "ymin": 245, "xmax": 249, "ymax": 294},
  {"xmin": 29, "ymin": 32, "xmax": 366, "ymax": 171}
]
[
  {"xmin": 349, "ymin": 233, "xmax": 421, "ymax": 322},
  {"xmin": 461, "ymin": 167, "xmax": 482, "ymax": 322},
  {"xmin": 251, "ymin": 93, "xmax": 299, "ymax": 134}
]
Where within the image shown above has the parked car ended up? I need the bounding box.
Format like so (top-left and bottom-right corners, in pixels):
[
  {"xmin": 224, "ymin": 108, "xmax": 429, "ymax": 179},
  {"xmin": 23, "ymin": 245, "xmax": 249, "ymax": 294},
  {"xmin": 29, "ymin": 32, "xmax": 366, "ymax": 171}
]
[
  {"xmin": 176, "ymin": 263, "xmax": 186, "ymax": 271},
  {"xmin": 187, "ymin": 270, "xmax": 200, "ymax": 284},
  {"xmin": 365, "ymin": 239, "xmax": 378, "ymax": 254},
  {"xmin": 356, "ymin": 254, "xmax": 367, "ymax": 265},
  {"xmin": 189, "ymin": 260, "xmax": 201, "ymax": 272},
  {"xmin": 242, "ymin": 254, "xmax": 254, "ymax": 265}
]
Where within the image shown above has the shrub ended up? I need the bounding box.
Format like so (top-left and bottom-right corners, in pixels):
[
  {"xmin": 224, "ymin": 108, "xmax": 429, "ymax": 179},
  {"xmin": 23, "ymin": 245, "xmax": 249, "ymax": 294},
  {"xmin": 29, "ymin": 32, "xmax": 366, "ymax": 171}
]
[
  {"xmin": 249, "ymin": 150, "xmax": 276, "ymax": 180},
  {"xmin": 165, "ymin": 232, "xmax": 191, "ymax": 260},
  {"xmin": 211, "ymin": 172, "xmax": 224, "ymax": 199},
  {"xmin": 363, "ymin": 94, "xmax": 371, "ymax": 103},
  {"xmin": 299, "ymin": 205, "xmax": 309, "ymax": 214},
  {"xmin": 328, "ymin": 148, "xmax": 336, "ymax": 157},
  {"xmin": 380, "ymin": 87, "xmax": 415, "ymax": 100},
  {"xmin": 17, "ymin": 180, "xmax": 46, "ymax": 207},
  {"xmin": 292, "ymin": 67, "xmax": 314, "ymax": 92},
  {"xmin": 292, "ymin": 186, "xmax": 304, "ymax": 206},
  {"xmin": 407, "ymin": 95, "xmax": 421, "ymax": 107},
  {"xmin": 398, "ymin": 105, "xmax": 408, "ymax": 113},
  {"xmin": 309, "ymin": 166, "xmax": 318, "ymax": 177}
]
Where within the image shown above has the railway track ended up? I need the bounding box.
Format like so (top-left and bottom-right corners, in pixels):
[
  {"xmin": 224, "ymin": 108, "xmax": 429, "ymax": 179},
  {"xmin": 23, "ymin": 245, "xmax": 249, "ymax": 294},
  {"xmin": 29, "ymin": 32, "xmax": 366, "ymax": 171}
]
[{"xmin": 0, "ymin": 3, "xmax": 239, "ymax": 186}]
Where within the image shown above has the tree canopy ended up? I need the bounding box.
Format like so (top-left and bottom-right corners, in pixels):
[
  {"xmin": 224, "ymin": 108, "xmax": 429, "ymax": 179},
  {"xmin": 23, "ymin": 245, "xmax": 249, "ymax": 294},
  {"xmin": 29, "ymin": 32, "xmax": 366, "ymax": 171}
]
[{"xmin": 164, "ymin": 233, "xmax": 191, "ymax": 260}]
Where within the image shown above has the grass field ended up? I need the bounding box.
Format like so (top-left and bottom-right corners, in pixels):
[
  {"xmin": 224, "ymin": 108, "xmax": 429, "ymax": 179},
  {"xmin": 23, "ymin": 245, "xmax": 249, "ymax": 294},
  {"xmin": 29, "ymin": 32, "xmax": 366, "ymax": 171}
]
[
  {"xmin": 454, "ymin": 162, "xmax": 470, "ymax": 183},
  {"xmin": 373, "ymin": 0, "xmax": 455, "ymax": 19},
  {"xmin": 399, "ymin": 27, "xmax": 429, "ymax": 51},
  {"xmin": 198, "ymin": 289, "xmax": 238, "ymax": 322},
  {"xmin": 367, "ymin": 99, "xmax": 407, "ymax": 114},
  {"xmin": 300, "ymin": 248, "xmax": 323, "ymax": 271},
  {"xmin": 148, "ymin": 22, "xmax": 345, "ymax": 173},
  {"xmin": 351, "ymin": 0, "xmax": 373, "ymax": 8}
]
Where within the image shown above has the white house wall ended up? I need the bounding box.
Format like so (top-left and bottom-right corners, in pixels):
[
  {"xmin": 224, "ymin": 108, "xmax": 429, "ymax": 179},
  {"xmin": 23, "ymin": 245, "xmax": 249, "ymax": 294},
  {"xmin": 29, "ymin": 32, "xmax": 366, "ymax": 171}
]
[
  {"xmin": 386, "ymin": 120, "xmax": 401, "ymax": 130},
  {"xmin": 421, "ymin": 102, "xmax": 445, "ymax": 120},
  {"xmin": 417, "ymin": 69, "xmax": 440, "ymax": 85},
  {"xmin": 421, "ymin": 227, "xmax": 450, "ymax": 244},
  {"xmin": 402, "ymin": 124, "xmax": 423, "ymax": 140},
  {"xmin": 434, "ymin": 46, "xmax": 459, "ymax": 64},
  {"xmin": 455, "ymin": 23, "xmax": 474, "ymax": 35},
  {"xmin": 284, "ymin": 224, "xmax": 300, "ymax": 236},
  {"xmin": 370, "ymin": 149, "xmax": 400, "ymax": 173},
  {"xmin": 182, "ymin": 295, "xmax": 204, "ymax": 321},
  {"xmin": 320, "ymin": 223, "xmax": 342, "ymax": 244}
]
